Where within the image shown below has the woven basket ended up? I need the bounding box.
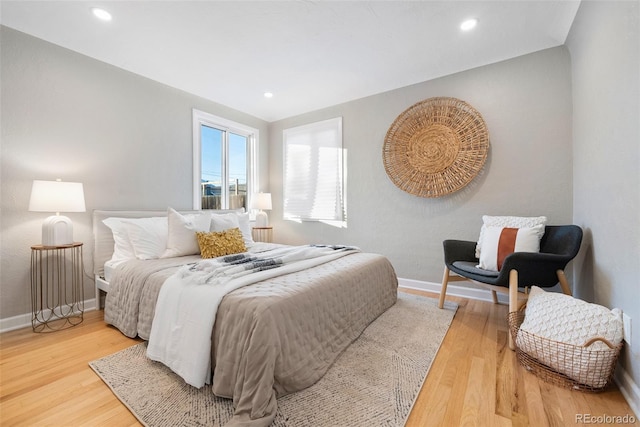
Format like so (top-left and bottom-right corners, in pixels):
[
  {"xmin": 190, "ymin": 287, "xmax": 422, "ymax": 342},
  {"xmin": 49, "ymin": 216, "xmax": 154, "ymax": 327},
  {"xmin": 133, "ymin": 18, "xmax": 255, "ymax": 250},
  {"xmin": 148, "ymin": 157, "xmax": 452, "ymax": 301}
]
[
  {"xmin": 383, "ymin": 97, "xmax": 489, "ymax": 198},
  {"xmin": 508, "ymin": 310, "xmax": 622, "ymax": 392}
]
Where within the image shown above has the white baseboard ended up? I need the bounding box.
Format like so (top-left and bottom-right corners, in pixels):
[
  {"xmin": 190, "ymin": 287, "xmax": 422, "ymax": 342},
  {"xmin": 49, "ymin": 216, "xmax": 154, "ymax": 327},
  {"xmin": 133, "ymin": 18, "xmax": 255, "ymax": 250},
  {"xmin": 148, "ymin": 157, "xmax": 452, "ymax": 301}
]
[
  {"xmin": 0, "ymin": 298, "xmax": 98, "ymax": 333},
  {"xmin": 616, "ymin": 366, "xmax": 640, "ymax": 418},
  {"xmin": 398, "ymin": 276, "xmax": 509, "ymax": 304}
]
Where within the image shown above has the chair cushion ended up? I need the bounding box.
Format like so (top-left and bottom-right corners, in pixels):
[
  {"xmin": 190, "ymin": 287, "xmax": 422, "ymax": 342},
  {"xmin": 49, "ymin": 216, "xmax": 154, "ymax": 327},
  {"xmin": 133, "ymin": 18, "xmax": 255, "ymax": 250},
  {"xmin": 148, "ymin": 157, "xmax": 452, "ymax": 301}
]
[
  {"xmin": 476, "ymin": 215, "xmax": 547, "ymax": 258},
  {"xmin": 477, "ymin": 225, "xmax": 545, "ymax": 271},
  {"xmin": 452, "ymin": 261, "xmax": 499, "ymax": 278}
]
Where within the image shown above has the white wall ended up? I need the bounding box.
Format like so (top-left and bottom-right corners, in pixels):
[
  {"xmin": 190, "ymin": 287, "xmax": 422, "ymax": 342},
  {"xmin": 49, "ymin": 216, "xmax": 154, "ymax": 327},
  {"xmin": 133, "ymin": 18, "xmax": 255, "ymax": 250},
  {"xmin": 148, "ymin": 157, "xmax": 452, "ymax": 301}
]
[
  {"xmin": 269, "ymin": 46, "xmax": 574, "ymax": 289},
  {"xmin": 0, "ymin": 26, "xmax": 269, "ymax": 320},
  {"xmin": 566, "ymin": 0, "xmax": 640, "ymax": 411}
]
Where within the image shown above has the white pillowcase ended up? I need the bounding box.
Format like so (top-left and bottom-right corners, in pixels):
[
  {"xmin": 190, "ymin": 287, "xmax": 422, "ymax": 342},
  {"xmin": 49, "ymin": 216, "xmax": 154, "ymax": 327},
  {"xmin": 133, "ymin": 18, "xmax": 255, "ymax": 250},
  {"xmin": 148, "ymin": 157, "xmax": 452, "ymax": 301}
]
[
  {"xmin": 123, "ymin": 217, "xmax": 168, "ymax": 260},
  {"xmin": 210, "ymin": 212, "xmax": 240, "ymax": 232},
  {"xmin": 102, "ymin": 217, "xmax": 136, "ymax": 263},
  {"xmin": 103, "ymin": 209, "xmax": 254, "ymax": 263},
  {"xmin": 211, "ymin": 212, "xmax": 255, "ymax": 247},
  {"xmin": 517, "ymin": 286, "xmax": 623, "ymax": 387},
  {"xmin": 162, "ymin": 208, "xmax": 212, "ymax": 258},
  {"xmin": 103, "ymin": 216, "xmax": 167, "ymax": 261},
  {"xmin": 477, "ymin": 224, "xmax": 545, "ymax": 271},
  {"xmin": 476, "ymin": 215, "xmax": 547, "ymax": 258},
  {"xmin": 237, "ymin": 213, "xmax": 255, "ymax": 247}
]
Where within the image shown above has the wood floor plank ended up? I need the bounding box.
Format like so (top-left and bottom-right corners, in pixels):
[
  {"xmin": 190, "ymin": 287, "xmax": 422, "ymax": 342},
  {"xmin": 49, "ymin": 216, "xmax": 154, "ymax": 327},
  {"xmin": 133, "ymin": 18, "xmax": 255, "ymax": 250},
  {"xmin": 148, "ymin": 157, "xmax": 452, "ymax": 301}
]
[
  {"xmin": 495, "ymin": 328, "xmax": 513, "ymax": 418},
  {"xmin": 522, "ymin": 369, "xmax": 547, "ymax": 426},
  {"xmin": 553, "ymin": 385, "xmax": 583, "ymax": 425},
  {"xmin": 1, "ymin": 292, "xmax": 638, "ymax": 426},
  {"xmin": 460, "ymin": 356, "xmax": 485, "ymax": 426}
]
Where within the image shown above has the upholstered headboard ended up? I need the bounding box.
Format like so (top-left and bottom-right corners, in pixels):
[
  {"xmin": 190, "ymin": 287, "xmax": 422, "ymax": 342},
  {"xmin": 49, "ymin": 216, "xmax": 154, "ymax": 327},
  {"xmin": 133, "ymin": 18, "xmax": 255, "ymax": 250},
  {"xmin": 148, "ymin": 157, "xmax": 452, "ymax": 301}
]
[{"xmin": 92, "ymin": 209, "xmax": 239, "ymax": 277}]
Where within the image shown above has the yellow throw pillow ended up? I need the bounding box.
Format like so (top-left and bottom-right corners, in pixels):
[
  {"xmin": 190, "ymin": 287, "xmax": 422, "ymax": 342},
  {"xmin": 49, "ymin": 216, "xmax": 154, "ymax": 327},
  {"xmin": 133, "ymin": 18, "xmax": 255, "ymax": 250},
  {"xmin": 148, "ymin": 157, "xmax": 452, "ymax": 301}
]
[{"xmin": 196, "ymin": 228, "xmax": 247, "ymax": 259}]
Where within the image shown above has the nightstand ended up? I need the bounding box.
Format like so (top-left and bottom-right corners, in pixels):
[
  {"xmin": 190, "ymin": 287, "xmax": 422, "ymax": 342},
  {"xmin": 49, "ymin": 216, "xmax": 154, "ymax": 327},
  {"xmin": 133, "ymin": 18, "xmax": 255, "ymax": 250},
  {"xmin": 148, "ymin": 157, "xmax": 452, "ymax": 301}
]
[
  {"xmin": 252, "ymin": 227, "xmax": 273, "ymax": 243},
  {"xmin": 30, "ymin": 242, "xmax": 84, "ymax": 332}
]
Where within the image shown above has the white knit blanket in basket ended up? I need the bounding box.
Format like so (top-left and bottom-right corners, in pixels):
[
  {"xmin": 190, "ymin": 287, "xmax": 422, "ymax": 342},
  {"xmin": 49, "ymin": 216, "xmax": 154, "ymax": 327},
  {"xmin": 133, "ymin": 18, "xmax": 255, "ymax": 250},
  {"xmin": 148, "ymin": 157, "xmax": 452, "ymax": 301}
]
[{"xmin": 516, "ymin": 286, "xmax": 623, "ymax": 387}]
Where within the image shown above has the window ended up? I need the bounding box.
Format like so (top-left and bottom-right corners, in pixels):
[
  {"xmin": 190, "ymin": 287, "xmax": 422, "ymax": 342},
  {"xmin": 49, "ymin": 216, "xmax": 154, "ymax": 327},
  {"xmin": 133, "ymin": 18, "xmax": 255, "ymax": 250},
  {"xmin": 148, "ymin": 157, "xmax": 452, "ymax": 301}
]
[
  {"xmin": 283, "ymin": 117, "xmax": 345, "ymax": 222},
  {"xmin": 192, "ymin": 109, "xmax": 258, "ymax": 211}
]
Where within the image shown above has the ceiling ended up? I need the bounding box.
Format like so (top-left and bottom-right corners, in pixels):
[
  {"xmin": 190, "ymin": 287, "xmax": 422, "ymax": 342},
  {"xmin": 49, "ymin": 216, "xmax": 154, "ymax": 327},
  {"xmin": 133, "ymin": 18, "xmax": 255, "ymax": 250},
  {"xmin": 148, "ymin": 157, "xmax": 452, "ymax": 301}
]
[{"xmin": 1, "ymin": 1, "xmax": 581, "ymax": 122}]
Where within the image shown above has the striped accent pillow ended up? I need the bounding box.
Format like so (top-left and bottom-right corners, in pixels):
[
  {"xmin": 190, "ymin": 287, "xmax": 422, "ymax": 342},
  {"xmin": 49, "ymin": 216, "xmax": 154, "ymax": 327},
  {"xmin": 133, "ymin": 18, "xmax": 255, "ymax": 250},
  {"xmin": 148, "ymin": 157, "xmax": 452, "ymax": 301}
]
[
  {"xmin": 477, "ymin": 224, "xmax": 545, "ymax": 271},
  {"xmin": 475, "ymin": 215, "xmax": 547, "ymax": 258}
]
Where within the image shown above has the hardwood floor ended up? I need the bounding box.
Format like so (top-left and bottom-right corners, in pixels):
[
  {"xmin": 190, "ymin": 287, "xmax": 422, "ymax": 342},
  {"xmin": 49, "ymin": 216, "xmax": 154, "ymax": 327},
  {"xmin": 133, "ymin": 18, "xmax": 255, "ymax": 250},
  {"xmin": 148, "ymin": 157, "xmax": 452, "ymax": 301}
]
[{"xmin": 1, "ymin": 290, "xmax": 637, "ymax": 426}]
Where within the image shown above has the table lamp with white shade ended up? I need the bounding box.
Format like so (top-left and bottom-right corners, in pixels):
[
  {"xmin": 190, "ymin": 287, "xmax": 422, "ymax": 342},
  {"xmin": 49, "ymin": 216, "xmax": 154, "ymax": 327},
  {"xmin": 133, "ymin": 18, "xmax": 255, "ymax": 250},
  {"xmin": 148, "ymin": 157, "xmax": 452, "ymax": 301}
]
[
  {"xmin": 29, "ymin": 179, "xmax": 86, "ymax": 246},
  {"xmin": 251, "ymin": 192, "xmax": 272, "ymax": 227}
]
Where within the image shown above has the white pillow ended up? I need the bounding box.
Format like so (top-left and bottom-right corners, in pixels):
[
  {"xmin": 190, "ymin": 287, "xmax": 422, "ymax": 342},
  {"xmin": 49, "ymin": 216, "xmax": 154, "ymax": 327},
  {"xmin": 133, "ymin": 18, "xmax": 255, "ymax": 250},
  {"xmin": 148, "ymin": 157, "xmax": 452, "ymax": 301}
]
[
  {"xmin": 162, "ymin": 208, "xmax": 212, "ymax": 258},
  {"xmin": 477, "ymin": 224, "xmax": 544, "ymax": 271},
  {"xmin": 210, "ymin": 212, "xmax": 240, "ymax": 232},
  {"xmin": 211, "ymin": 212, "xmax": 255, "ymax": 247},
  {"xmin": 123, "ymin": 217, "xmax": 168, "ymax": 260},
  {"xmin": 517, "ymin": 286, "xmax": 623, "ymax": 387},
  {"xmin": 102, "ymin": 217, "xmax": 136, "ymax": 263},
  {"xmin": 237, "ymin": 213, "xmax": 255, "ymax": 247},
  {"xmin": 476, "ymin": 215, "xmax": 547, "ymax": 258}
]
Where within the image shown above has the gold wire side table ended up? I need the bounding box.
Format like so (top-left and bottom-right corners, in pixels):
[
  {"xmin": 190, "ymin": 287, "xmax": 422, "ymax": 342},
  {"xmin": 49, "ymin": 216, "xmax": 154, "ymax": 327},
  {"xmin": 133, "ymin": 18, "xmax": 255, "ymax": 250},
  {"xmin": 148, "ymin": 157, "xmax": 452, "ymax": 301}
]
[{"xmin": 30, "ymin": 242, "xmax": 84, "ymax": 332}]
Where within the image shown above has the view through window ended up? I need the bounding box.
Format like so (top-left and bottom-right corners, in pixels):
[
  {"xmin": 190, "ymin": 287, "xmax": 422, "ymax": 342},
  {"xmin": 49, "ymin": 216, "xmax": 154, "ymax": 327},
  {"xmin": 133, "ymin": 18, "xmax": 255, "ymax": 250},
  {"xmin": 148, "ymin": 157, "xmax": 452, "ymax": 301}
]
[{"xmin": 193, "ymin": 109, "xmax": 257, "ymax": 211}]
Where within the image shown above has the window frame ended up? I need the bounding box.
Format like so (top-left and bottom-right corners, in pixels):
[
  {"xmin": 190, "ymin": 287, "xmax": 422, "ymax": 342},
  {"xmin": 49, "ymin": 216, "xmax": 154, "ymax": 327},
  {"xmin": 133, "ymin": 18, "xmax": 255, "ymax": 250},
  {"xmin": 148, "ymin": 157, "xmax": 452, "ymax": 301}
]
[{"xmin": 192, "ymin": 109, "xmax": 259, "ymax": 211}]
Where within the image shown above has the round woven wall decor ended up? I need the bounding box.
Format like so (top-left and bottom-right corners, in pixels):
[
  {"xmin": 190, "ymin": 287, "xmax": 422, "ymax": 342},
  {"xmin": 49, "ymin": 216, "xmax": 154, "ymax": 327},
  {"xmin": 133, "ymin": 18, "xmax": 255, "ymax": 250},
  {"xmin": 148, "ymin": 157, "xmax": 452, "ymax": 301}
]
[{"xmin": 383, "ymin": 97, "xmax": 489, "ymax": 198}]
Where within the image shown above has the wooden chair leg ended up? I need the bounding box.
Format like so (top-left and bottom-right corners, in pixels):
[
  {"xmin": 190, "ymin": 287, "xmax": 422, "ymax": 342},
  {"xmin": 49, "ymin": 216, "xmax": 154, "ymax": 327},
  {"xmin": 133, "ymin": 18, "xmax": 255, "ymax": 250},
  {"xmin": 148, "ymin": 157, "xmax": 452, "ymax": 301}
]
[
  {"xmin": 557, "ymin": 270, "xmax": 572, "ymax": 296},
  {"xmin": 508, "ymin": 269, "xmax": 519, "ymax": 351},
  {"xmin": 491, "ymin": 290, "xmax": 498, "ymax": 304},
  {"xmin": 438, "ymin": 266, "xmax": 450, "ymax": 309}
]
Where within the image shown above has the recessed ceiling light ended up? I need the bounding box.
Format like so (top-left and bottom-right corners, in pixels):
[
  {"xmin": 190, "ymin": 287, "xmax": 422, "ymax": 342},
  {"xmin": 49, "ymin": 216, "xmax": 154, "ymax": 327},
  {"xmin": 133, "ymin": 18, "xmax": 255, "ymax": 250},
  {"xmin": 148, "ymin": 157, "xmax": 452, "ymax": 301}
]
[
  {"xmin": 460, "ymin": 18, "xmax": 478, "ymax": 31},
  {"xmin": 91, "ymin": 7, "xmax": 112, "ymax": 22},
  {"xmin": 264, "ymin": 92, "xmax": 274, "ymax": 98}
]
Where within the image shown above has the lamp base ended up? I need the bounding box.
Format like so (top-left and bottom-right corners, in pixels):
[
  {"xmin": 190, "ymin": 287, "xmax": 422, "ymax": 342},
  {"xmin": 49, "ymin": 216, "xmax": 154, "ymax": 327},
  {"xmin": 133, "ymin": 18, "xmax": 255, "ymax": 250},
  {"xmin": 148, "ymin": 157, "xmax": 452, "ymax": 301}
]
[
  {"xmin": 255, "ymin": 210, "xmax": 269, "ymax": 227},
  {"xmin": 42, "ymin": 215, "xmax": 74, "ymax": 246}
]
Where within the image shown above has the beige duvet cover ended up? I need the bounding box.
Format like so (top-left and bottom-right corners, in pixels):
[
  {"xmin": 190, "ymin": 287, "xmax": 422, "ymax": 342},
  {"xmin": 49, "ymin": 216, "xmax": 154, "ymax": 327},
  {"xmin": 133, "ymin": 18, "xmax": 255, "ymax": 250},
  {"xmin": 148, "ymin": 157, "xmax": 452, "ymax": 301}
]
[{"xmin": 104, "ymin": 250, "xmax": 398, "ymax": 426}]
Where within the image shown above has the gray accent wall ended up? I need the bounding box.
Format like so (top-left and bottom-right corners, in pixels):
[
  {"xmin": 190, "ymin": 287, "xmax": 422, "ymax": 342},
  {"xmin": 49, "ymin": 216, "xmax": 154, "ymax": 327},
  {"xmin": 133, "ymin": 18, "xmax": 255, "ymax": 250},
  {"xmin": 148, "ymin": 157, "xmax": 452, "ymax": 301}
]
[
  {"xmin": 0, "ymin": 26, "xmax": 269, "ymax": 320},
  {"xmin": 268, "ymin": 46, "xmax": 574, "ymax": 288},
  {"xmin": 566, "ymin": 0, "xmax": 640, "ymax": 405}
]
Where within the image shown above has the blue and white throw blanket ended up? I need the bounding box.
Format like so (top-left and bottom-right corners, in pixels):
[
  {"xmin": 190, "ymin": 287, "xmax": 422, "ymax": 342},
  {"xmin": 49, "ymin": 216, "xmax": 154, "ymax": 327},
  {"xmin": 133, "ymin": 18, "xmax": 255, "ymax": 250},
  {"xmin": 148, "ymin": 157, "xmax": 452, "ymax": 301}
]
[{"xmin": 146, "ymin": 244, "xmax": 359, "ymax": 388}]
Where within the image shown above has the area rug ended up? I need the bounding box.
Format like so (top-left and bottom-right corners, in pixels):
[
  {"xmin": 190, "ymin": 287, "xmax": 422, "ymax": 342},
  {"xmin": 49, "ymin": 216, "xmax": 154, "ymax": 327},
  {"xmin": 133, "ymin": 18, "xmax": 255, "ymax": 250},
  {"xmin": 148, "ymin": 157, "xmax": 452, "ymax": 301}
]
[{"xmin": 90, "ymin": 293, "xmax": 457, "ymax": 426}]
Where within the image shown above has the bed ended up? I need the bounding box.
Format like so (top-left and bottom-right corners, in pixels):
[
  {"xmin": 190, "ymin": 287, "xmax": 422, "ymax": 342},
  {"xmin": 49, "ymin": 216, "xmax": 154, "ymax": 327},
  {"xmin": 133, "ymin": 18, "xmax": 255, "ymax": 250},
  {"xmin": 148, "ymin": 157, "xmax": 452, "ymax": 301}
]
[{"xmin": 93, "ymin": 209, "xmax": 398, "ymax": 427}]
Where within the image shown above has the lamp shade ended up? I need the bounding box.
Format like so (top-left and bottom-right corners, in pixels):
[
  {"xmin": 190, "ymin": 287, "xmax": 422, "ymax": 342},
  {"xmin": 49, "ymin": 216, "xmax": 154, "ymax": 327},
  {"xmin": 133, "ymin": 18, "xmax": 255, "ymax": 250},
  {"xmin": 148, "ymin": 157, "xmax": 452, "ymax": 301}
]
[
  {"xmin": 29, "ymin": 180, "xmax": 85, "ymax": 246},
  {"xmin": 29, "ymin": 180, "xmax": 86, "ymax": 213},
  {"xmin": 250, "ymin": 193, "xmax": 272, "ymax": 210}
]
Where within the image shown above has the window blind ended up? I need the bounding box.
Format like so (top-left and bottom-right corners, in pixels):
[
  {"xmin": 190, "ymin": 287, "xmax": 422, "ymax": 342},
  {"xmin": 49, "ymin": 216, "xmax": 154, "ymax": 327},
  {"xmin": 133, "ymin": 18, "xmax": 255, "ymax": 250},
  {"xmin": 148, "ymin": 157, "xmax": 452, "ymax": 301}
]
[{"xmin": 283, "ymin": 117, "xmax": 344, "ymax": 221}]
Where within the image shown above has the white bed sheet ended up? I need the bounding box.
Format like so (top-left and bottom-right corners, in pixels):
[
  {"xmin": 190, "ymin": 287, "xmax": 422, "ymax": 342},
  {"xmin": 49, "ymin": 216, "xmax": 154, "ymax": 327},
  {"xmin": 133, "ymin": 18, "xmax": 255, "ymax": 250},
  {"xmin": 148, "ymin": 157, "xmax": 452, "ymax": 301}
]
[{"xmin": 104, "ymin": 259, "xmax": 125, "ymax": 282}]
